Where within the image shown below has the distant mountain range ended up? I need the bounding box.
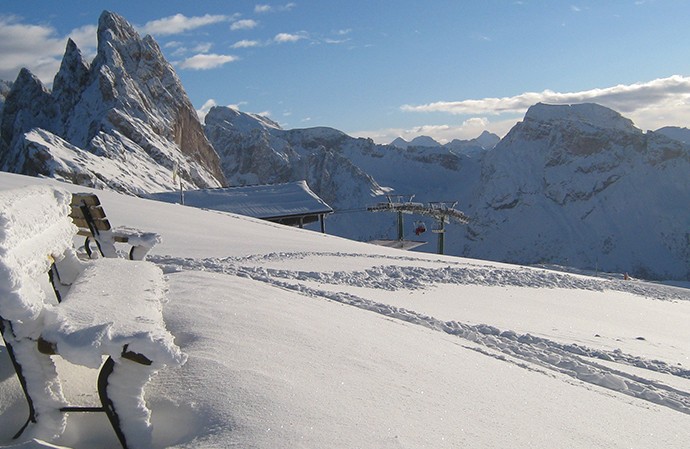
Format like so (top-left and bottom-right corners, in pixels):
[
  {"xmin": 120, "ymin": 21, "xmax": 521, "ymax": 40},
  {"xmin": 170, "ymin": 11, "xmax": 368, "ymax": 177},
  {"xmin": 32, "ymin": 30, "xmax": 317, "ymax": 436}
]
[
  {"xmin": 1, "ymin": 11, "xmax": 689, "ymax": 281},
  {"xmin": 390, "ymin": 131, "xmax": 500, "ymax": 156}
]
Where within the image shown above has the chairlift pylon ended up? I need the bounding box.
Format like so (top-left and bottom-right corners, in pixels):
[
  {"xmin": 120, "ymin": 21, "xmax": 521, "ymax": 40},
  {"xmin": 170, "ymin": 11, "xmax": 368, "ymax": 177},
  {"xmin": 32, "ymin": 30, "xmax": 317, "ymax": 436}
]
[{"xmin": 367, "ymin": 195, "xmax": 469, "ymax": 254}]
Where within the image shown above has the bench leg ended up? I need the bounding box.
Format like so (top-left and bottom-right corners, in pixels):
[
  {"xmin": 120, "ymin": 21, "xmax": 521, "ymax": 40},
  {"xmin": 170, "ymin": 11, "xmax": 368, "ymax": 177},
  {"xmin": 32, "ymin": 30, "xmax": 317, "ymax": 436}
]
[
  {"xmin": 84, "ymin": 235, "xmax": 118, "ymax": 259},
  {"xmin": 0, "ymin": 318, "xmax": 67, "ymax": 441},
  {"xmin": 98, "ymin": 357, "xmax": 158, "ymax": 449},
  {"xmin": 0, "ymin": 320, "xmax": 37, "ymax": 438},
  {"xmin": 98, "ymin": 357, "xmax": 130, "ymax": 449},
  {"xmin": 128, "ymin": 245, "xmax": 152, "ymax": 261}
]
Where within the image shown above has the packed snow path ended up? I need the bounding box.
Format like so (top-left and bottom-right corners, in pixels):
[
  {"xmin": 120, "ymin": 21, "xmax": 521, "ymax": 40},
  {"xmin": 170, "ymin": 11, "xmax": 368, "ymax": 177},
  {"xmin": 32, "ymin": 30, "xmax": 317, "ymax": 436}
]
[{"xmin": 150, "ymin": 251, "xmax": 690, "ymax": 416}]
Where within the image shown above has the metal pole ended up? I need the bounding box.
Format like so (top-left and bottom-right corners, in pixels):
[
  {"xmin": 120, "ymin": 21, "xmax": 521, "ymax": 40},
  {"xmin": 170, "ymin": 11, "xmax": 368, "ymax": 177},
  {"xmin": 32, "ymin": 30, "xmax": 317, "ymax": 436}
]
[
  {"xmin": 437, "ymin": 219, "xmax": 445, "ymax": 255},
  {"xmin": 397, "ymin": 211, "xmax": 404, "ymax": 241}
]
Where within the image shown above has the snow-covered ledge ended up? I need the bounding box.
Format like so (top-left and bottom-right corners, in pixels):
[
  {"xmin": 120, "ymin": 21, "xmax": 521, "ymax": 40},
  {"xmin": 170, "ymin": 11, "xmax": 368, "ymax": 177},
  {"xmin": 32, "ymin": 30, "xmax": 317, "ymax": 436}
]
[{"xmin": 0, "ymin": 185, "xmax": 186, "ymax": 448}]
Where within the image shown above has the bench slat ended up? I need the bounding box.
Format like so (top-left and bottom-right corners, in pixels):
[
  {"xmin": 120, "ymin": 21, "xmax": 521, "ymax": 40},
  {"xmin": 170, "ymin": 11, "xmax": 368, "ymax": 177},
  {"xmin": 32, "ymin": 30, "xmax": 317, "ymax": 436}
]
[
  {"xmin": 71, "ymin": 206, "xmax": 108, "ymax": 220},
  {"xmin": 71, "ymin": 193, "xmax": 101, "ymax": 207},
  {"xmin": 72, "ymin": 217, "xmax": 113, "ymax": 232}
]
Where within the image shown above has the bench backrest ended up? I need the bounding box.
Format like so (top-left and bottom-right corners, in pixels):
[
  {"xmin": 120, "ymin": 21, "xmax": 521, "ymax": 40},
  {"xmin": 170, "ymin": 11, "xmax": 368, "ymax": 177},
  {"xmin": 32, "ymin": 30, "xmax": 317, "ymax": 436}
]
[
  {"xmin": 0, "ymin": 186, "xmax": 76, "ymax": 323},
  {"xmin": 70, "ymin": 193, "xmax": 114, "ymax": 237}
]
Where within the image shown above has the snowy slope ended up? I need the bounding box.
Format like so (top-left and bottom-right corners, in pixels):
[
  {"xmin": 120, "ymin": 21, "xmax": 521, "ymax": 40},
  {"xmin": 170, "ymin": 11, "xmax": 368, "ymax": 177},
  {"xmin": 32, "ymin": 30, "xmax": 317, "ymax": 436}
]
[
  {"xmin": 656, "ymin": 126, "xmax": 690, "ymax": 144},
  {"xmin": 1, "ymin": 171, "xmax": 690, "ymax": 449}
]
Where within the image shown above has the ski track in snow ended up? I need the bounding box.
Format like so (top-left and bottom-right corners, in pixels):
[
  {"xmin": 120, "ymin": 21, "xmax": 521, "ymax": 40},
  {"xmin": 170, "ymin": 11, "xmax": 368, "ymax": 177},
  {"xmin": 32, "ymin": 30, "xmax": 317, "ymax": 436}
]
[{"xmin": 150, "ymin": 251, "xmax": 690, "ymax": 416}]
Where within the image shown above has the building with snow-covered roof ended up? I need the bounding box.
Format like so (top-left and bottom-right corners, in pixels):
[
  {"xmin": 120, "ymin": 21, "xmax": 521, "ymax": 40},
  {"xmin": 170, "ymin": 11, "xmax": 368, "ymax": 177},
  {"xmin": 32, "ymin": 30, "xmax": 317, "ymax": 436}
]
[{"xmin": 146, "ymin": 180, "xmax": 333, "ymax": 233}]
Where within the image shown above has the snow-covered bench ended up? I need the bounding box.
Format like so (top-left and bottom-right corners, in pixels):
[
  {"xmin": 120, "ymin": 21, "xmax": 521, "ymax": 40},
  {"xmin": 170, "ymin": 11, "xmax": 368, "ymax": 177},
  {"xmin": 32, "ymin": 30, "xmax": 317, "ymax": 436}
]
[
  {"xmin": 0, "ymin": 186, "xmax": 186, "ymax": 449},
  {"xmin": 70, "ymin": 192, "xmax": 160, "ymax": 260}
]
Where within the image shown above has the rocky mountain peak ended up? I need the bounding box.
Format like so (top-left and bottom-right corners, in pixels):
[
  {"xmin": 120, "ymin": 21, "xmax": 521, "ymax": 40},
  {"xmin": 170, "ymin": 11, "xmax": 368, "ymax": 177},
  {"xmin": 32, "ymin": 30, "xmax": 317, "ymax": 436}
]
[
  {"xmin": 0, "ymin": 10, "xmax": 225, "ymax": 194},
  {"xmin": 52, "ymin": 39, "xmax": 90, "ymax": 130},
  {"xmin": 524, "ymin": 102, "xmax": 639, "ymax": 133},
  {"xmin": 97, "ymin": 10, "xmax": 141, "ymax": 53},
  {"xmin": 474, "ymin": 130, "xmax": 501, "ymax": 149},
  {"xmin": 0, "ymin": 68, "xmax": 55, "ymax": 155},
  {"xmin": 206, "ymin": 106, "xmax": 282, "ymax": 134}
]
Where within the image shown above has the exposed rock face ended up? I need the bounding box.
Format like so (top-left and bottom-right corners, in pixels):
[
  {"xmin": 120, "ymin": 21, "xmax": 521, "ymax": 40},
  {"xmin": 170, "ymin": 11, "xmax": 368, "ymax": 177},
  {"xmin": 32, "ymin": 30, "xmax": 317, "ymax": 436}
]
[{"xmin": 0, "ymin": 11, "xmax": 225, "ymax": 194}]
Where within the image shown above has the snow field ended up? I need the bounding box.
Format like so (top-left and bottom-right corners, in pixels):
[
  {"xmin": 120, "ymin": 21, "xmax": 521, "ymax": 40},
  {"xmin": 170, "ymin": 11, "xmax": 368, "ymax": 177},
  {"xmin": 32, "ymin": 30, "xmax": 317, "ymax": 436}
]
[{"xmin": 1, "ymin": 172, "xmax": 690, "ymax": 448}]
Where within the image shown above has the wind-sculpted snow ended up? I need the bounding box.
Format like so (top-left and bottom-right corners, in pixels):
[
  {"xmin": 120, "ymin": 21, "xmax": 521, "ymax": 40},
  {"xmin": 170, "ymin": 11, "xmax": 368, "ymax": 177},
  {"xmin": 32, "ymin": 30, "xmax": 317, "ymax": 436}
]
[
  {"xmin": 156, "ymin": 251, "xmax": 690, "ymax": 302},
  {"xmin": 150, "ymin": 251, "xmax": 690, "ymax": 416}
]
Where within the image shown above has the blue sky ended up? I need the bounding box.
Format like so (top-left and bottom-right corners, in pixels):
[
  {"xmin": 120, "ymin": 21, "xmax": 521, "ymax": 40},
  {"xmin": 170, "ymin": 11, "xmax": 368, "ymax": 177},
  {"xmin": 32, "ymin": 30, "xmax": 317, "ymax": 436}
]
[{"xmin": 2, "ymin": 1, "xmax": 690, "ymax": 143}]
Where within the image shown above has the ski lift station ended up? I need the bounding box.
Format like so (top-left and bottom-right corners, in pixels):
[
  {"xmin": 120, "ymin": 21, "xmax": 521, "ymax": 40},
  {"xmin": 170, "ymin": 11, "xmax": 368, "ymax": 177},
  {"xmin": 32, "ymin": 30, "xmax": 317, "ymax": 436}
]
[
  {"xmin": 367, "ymin": 194, "xmax": 469, "ymax": 254},
  {"xmin": 146, "ymin": 180, "xmax": 333, "ymax": 232}
]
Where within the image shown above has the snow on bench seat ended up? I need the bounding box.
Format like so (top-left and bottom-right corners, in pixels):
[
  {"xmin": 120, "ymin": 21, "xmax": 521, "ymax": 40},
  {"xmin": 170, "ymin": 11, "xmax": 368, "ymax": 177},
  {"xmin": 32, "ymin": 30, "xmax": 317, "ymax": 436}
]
[
  {"xmin": 0, "ymin": 185, "xmax": 75, "ymax": 325},
  {"xmin": 42, "ymin": 258, "xmax": 186, "ymax": 369},
  {"xmin": 0, "ymin": 185, "xmax": 185, "ymax": 448}
]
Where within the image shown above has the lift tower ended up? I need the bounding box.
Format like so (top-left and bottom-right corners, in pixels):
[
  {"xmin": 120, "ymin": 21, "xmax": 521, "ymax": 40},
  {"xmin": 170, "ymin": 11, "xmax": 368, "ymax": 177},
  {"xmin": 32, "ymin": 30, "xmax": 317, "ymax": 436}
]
[{"xmin": 367, "ymin": 195, "xmax": 469, "ymax": 255}]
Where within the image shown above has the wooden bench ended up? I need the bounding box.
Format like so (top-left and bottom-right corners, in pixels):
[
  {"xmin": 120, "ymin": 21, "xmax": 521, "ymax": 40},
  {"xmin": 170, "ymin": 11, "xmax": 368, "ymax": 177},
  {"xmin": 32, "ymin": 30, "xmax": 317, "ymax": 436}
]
[
  {"xmin": 70, "ymin": 192, "xmax": 160, "ymax": 260},
  {"xmin": 0, "ymin": 186, "xmax": 186, "ymax": 449}
]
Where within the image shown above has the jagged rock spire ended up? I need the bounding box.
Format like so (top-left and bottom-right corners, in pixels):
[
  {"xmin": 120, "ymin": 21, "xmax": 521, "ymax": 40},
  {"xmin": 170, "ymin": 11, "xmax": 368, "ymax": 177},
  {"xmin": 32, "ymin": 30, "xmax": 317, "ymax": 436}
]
[{"xmin": 0, "ymin": 68, "xmax": 55, "ymax": 163}]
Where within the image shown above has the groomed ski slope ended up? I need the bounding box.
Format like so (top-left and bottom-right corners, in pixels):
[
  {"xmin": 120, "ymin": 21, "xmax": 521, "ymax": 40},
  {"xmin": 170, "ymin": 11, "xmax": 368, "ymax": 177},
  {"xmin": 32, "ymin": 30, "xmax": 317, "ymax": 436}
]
[{"xmin": 1, "ymin": 171, "xmax": 689, "ymax": 448}]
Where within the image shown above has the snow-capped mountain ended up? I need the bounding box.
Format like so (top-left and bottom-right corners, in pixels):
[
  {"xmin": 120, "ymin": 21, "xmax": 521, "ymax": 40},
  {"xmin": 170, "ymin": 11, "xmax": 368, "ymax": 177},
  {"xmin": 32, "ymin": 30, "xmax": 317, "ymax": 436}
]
[
  {"xmin": 655, "ymin": 126, "xmax": 690, "ymax": 144},
  {"xmin": 391, "ymin": 131, "xmax": 500, "ymax": 158},
  {"xmin": 207, "ymin": 102, "xmax": 690, "ymax": 280},
  {"xmin": 204, "ymin": 106, "xmax": 386, "ymax": 210},
  {"xmin": 445, "ymin": 130, "xmax": 501, "ymax": 156},
  {"xmin": 204, "ymin": 105, "xmax": 481, "ymax": 242},
  {"xmin": 391, "ymin": 131, "xmax": 500, "ymax": 152},
  {"xmin": 1, "ymin": 10, "xmax": 688, "ymax": 280},
  {"xmin": 0, "ymin": 11, "xmax": 225, "ymax": 195},
  {"xmin": 457, "ymin": 103, "xmax": 690, "ymax": 280},
  {"xmin": 391, "ymin": 135, "xmax": 442, "ymax": 149}
]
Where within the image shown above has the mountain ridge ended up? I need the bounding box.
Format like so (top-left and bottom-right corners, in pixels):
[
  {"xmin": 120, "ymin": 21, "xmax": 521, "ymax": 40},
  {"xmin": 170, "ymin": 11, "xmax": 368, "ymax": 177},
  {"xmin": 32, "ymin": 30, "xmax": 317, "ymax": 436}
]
[{"xmin": 1, "ymin": 11, "xmax": 689, "ymax": 280}]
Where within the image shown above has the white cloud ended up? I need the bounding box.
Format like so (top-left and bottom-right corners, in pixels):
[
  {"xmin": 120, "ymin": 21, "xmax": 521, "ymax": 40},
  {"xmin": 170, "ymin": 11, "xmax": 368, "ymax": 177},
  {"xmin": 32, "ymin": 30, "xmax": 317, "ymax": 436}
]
[
  {"xmin": 196, "ymin": 98, "xmax": 218, "ymax": 121},
  {"xmin": 254, "ymin": 4, "xmax": 273, "ymax": 13},
  {"xmin": 0, "ymin": 15, "xmax": 98, "ymax": 84},
  {"xmin": 192, "ymin": 42, "xmax": 214, "ymax": 53},
  {"xmin": 231, "ymin": 19, "xmax": 258, "ymax": 31},
  {"xmin": 274, "ymin": 32, "xmax": 307, "ymax": 43},
  {"xmin": 255, "ymin": 3, "xmax": 296, "ymax": 13},
  {"xmin": 179, "ymin": 53, "xmax": 238, "ymax": 70},
  {"xmin": 232, "ymin": 39, "xmax": 261, "ymax": 49},
  {"xmin": 324, "ymin": 37, "xmax": 351, "ymax": 45},
  {"xmin": 67, "ymin": 24, "xmax": 98, "ymax": 55},
  {"xmin": 362, "ymin": 75, "xmax": 690, "ymax": 145},
  {"xmin": 229, "ymin": 101, "xmax": 249, "ymax": 110},
  {"xmin": 197, "ymin": 99, "xmax": 252, "ymax": 120},
  {"xmin": 139, "ymin": 13, "xmax": 233, "ymax": 36},
  {"xmin": 400, "ymin": 75, "xmax": 690, "ymax": 118}
]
